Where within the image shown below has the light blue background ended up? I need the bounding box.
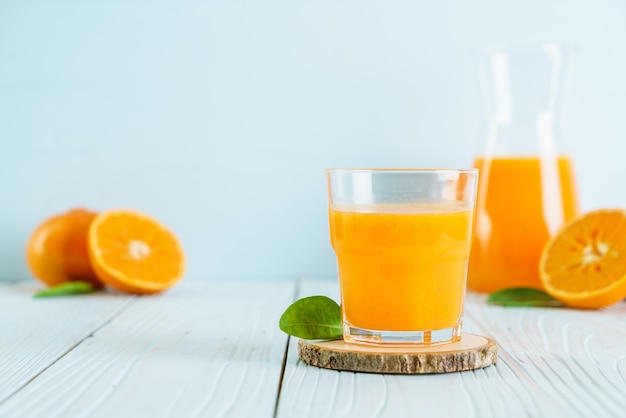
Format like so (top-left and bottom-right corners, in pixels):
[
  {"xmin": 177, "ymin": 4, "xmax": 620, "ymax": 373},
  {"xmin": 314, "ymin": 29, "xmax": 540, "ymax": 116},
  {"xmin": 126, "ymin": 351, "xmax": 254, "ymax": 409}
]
[{"xmin": 1, "ymin": 0, "xmax": 625, "ymax": 281}]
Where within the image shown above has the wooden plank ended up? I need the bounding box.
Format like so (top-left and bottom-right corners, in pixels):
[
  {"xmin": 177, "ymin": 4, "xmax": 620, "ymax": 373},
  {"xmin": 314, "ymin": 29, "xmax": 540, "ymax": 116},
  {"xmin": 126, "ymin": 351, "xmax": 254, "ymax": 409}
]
[
  {"xmin": 0, "ymin": 280, "xmax": 294, "ymax": 418},
  {"xmin": 277, "ymin": 279, "xmax": 626, "ymax": 418},
  {"xmin": 466, "ymin": 292, "xmax": 626, "ymax": 418},
  {"xmin": 0, "ymin": 281, "xmax": 133, "ymax": 404}
]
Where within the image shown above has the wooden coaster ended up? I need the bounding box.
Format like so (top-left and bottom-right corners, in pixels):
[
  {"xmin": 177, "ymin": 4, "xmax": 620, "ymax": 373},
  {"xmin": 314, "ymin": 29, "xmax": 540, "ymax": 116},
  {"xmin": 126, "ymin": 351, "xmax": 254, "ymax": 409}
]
[{"xmin": 298, "ymin": 333, "xmax": 497, "ymax": 374}]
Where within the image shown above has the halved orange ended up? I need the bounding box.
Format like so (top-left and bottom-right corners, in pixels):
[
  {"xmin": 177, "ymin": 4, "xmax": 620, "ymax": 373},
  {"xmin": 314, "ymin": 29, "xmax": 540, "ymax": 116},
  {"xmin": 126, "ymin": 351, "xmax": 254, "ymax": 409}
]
[
  {"xmin": 88, "ymin": 209, "xmax": 185, "ymax": 294},
  {"xmin": 539, "ymin": 209, "xmax": 626, "ymax": 309}
]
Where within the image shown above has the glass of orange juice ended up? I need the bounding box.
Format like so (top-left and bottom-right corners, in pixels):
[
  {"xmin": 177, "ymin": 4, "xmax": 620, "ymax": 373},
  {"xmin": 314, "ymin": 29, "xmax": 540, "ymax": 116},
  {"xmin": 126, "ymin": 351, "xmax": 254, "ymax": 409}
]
[{"xmin": 326, "ymin": 168, "xmax": 478, "ymax": 346}]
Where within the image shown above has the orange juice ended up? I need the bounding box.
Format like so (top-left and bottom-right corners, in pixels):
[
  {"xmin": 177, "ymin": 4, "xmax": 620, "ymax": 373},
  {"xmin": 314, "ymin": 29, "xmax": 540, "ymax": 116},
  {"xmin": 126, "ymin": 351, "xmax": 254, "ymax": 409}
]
[
  {"xmin": 329, "ymin": 202, "xmax": 473, "ymax": 332},
  {"xmin": 468, "ymin": 156, "xmax": 579, "ymax": 292}
]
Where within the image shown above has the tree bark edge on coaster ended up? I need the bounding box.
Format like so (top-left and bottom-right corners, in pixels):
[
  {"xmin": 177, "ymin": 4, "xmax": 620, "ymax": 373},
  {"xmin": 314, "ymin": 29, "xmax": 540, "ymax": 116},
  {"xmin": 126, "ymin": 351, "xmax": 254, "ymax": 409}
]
[{"xmin": 297, "ymin": 333, "xmax": 497, "ymax": 374}]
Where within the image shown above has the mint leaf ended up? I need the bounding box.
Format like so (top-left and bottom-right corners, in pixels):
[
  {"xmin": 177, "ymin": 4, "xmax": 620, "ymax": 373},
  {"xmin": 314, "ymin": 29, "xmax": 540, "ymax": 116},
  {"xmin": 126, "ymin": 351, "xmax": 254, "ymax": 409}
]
[
  {"xmin": 279, "ymin": 295, "xmax": 342, "ymax": 340},
  {"xmin": 34, "ymin": 281, "xmax": 97, "ymax": 298},
  {"xmin": 487, "ymin": 287, "xmax": 565, "ymax": 307}
]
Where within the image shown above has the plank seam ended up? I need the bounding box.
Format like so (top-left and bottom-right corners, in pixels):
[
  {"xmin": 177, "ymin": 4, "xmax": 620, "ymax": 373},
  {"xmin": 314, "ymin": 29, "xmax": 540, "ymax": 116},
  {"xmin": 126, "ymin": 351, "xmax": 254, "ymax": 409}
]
[
  {"xmin": 273, "ymin": 278, "xmax": 301, "ymax": 418},
  {"xmin": 0, "ymin": 296, "xmax": 137, "ymax": 406}
]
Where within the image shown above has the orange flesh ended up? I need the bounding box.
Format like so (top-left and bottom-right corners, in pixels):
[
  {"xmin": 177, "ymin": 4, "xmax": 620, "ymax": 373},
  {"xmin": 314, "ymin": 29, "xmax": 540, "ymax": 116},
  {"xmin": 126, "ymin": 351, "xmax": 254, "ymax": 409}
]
[
  {"xmin": 468, "ymin": 156, "xmax": 579, "ymax": 292},
  {"xmin": 329, "ymin": 202, "xmax": 473, "ymax": 331},
  {"xmin": 90, "ymin": 211, "xmax": 184, "ymax": 292},
  {"xmin": 542, "ymin": 211, "xmax": 626, "ymax": 293}
]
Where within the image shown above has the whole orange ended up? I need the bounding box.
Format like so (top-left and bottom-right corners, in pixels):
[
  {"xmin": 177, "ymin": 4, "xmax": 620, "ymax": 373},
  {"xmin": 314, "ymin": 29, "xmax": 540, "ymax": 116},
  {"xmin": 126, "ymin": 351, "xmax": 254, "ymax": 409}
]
[{"xmin": 26, "ymin": 208, "xmax": 103, "ymax": 287}]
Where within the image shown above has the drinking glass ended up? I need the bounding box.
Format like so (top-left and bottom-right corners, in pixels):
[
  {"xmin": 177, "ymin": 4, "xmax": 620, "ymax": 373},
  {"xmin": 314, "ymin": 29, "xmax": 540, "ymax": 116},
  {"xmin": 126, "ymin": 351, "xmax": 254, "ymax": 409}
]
[{"xmin": 326, "ymin": 168, "xmax": 478, "ymax": 346}]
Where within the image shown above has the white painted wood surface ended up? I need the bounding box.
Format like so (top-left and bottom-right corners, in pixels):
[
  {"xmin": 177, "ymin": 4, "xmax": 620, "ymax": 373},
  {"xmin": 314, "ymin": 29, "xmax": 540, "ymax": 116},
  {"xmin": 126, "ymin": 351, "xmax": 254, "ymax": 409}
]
[
  {"xmin": 1, "ymin": 278, "xmax": 625, "ymax": 418},
  {"xmin": 0, "ymin": 280, "xmax": 294, "ymax": 418},
  {"xmin": 0, "ymin": 282, "xmax": 133, "ymax": 404},
  {"xmin": 276, "ymin": 280, "xmax": 626, "ymax": 418}
]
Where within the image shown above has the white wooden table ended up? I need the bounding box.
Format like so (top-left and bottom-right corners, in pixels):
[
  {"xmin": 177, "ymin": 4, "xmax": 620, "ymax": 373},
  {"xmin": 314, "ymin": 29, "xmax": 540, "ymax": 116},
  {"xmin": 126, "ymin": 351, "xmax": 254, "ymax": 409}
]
[{"xmin": 1, "ymin": 278, "xmax": 625, "ymax": 418}]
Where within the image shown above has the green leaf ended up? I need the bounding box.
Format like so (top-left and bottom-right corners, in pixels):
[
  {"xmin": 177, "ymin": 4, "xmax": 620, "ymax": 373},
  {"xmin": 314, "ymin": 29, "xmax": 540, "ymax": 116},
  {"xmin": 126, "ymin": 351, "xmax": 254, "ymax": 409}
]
[
  {"xmin": 279, "ymin": 295, "xmax": 342, "ymax": 340},
  {"xmin": 487, "ymin": 287, "xmax": 565, "ymax": 307},
  {"xmin": 34, "ymin": 281, "xmax": 97, "ymax": 298}
]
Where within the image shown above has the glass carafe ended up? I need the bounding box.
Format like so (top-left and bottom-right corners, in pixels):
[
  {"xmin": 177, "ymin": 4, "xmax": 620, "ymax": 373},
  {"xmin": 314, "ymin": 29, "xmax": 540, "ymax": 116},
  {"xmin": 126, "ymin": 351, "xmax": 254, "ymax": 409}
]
[{"xmin": 468, "ymin": 45, "xmax": 580, "ymax": 293}]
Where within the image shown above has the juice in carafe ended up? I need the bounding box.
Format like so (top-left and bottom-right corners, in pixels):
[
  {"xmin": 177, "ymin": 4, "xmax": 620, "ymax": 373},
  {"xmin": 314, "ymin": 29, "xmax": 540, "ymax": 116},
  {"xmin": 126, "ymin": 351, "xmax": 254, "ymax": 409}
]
[{"xmin": 468, "ymin": 156, "xmax": 579, "ymax": 292}]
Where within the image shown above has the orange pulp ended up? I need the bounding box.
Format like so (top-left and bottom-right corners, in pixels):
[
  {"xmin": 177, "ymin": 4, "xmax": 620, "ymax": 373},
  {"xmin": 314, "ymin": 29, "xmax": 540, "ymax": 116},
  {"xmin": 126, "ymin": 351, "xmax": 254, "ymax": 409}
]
[
  {"xmin": 329, "ymin": 202, "xmax": 473, "ymax": 332},
  {"xmin": 468, "ymin": 156, "xmax": 579, "ymax": 292}
]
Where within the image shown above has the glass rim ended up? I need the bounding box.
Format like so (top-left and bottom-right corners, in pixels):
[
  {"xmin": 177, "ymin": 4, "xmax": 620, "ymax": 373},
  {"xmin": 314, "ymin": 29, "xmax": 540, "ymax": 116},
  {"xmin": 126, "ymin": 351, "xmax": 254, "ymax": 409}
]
[{"xmin": 325, "ymin": 168, "xmax": 478, "ymax": 175}]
